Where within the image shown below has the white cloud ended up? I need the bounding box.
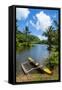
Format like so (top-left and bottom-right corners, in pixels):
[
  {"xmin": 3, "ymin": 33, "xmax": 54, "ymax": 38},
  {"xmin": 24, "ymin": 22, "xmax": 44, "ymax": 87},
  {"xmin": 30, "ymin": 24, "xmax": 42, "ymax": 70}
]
[
  {"xmin": 16, "ymin": 8, "xmax": 30, "ymax": 20},
  {"xmin": 30, "ymin": 11, "xmax": 52, "ymax": 31},
  {"xmin": 36, "ymin": 11, "xmax": 52, "ymax": 31},
  {"xmin": 38, "ymin": 35, "xmax": 47, "ymax": 40},
  {"xmin": 30, "ymin": 20, "xmax": 35, "ymax": 27},
  {"xmin": 30, "ymin": 20, "xmax": 40, "ymax": 30}
]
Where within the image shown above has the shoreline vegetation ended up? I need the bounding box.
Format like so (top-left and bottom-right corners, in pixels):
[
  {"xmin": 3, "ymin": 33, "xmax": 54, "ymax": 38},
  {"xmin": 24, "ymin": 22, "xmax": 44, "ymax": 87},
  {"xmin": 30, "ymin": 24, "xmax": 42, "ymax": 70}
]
[{"xmin": 16, "ymin": 20, "xmax": 59, "ymax": 82}]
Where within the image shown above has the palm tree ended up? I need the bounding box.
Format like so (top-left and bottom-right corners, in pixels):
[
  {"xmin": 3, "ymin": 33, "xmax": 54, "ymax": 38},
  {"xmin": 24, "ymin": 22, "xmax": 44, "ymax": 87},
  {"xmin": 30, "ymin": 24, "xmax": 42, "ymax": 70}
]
[
  {"xmin": 24, "ymin": 26, "xmax": 31, "ymax": 46},
  {"xmin": 43, "ymin": 26, "xmax": 54, "ymax": 52}
]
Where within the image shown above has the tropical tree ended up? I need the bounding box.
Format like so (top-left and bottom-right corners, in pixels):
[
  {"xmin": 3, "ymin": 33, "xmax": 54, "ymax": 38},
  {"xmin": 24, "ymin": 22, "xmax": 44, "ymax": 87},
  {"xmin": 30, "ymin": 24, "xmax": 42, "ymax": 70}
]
[
  {"xmin": 43, "ymin": 20, "xmax": 59, "ymax": 69},
  {"xmin": 23, "ymin": 26, "xmax": 31, "ymax": 46},
  {"xmin": 43, "ymin": 26, "xmax": 54, "ymax": 52}
]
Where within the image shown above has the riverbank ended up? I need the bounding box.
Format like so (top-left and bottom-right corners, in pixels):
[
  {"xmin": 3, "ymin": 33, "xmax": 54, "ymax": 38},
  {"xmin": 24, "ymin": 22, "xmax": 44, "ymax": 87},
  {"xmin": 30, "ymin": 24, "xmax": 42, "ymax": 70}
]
[
  {"xmin": 16, "ymin": 65, "xmax": 59, "ymax": 82},
  {"xmin": 16, "ymin": 44, "xmax": 59, "ymax": 82}
]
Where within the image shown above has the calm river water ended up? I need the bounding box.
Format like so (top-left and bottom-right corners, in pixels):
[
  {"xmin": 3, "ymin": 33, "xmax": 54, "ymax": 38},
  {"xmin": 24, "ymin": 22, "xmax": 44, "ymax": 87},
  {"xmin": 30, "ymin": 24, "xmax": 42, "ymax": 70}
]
[{"xmin": 16, "ymin": 44, "xmax": 49, "ymax": 64}]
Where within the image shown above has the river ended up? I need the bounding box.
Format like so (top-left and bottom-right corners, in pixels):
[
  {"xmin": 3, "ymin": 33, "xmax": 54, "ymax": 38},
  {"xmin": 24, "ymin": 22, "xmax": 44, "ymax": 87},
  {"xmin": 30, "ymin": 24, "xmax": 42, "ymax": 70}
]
[{"xmin": 16, "ymin": 44, "xmax": 49, "ymax": 64}]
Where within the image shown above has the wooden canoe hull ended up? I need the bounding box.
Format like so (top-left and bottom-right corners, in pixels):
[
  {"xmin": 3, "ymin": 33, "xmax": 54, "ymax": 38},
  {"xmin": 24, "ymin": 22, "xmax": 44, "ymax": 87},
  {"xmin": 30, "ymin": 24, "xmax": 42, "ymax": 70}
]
[{"xmin": 28, "ymin": 57, "xmax": 52, "ymax": 75}]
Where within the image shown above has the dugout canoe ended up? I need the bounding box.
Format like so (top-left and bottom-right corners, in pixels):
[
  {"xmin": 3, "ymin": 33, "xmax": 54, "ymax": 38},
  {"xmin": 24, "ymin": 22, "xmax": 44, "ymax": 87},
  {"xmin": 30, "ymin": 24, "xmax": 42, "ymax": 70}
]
[{"xmin": 28, "ymin": 57, "xmax": 52, "ymax": 75}]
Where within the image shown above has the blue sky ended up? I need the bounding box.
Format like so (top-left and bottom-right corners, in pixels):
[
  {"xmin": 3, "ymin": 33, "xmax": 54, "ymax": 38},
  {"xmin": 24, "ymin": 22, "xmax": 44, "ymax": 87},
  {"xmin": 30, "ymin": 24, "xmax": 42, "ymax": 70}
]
[{"xmin": 16, "ymin": 8, "xmax": 59, "ymax": 40}]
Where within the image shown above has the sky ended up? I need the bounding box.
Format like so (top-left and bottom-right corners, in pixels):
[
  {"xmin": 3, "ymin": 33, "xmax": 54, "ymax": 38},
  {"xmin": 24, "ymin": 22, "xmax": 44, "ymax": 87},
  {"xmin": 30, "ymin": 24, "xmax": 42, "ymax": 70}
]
[{"xmin": 16, "ymin": 7, "xmax": 59, "ymax": 40}]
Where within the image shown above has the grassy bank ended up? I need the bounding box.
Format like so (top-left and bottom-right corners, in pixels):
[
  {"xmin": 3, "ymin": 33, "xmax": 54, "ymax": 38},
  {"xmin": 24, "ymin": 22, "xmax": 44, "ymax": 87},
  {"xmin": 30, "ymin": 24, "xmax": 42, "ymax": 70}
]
[{"xmin": 16, "ymin": 65, "xmax": 59, "ymax": 82}]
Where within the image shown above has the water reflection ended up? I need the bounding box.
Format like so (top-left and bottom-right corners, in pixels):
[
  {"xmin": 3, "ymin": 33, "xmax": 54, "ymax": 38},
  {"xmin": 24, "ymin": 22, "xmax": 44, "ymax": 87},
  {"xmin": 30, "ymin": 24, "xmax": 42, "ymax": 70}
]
[{"xmin": 16, "ymin": 44, "xmax": 49, "ymax": 64}]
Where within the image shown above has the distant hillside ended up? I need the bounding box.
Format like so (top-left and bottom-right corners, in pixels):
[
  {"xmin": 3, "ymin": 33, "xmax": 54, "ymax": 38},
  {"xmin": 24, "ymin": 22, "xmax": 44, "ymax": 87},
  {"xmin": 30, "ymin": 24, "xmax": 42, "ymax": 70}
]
[{"xmin": 16, "ymin": 30, "xmax": 41, "ymax": 44}]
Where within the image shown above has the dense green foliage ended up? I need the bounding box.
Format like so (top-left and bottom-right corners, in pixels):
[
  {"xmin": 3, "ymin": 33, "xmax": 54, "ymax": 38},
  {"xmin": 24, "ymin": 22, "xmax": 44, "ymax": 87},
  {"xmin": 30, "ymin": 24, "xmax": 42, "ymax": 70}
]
[
  {"xmin": 43, "ymin": 20, "xmax": 59, "ymax": 69},
  {"xmin": 16, "ymin": 26, "xmax": 41, "ymax": 50},
  {"xmin": 43, "ymin": 26, "xmax": 58, "ymax": 50},
  {"xmin": 38, "ymin": 40, "xmax": 48, "ymax": 44}
]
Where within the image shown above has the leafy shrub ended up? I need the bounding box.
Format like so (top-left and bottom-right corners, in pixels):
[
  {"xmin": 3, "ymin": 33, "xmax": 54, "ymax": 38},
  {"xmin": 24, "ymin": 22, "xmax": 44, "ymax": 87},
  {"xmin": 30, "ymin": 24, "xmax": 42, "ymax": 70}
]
[{"xmin": 46, "ymin": 51, "xmax": 59, "ymax": 69}]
